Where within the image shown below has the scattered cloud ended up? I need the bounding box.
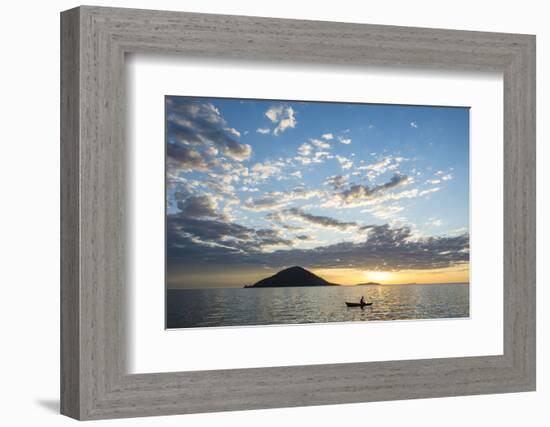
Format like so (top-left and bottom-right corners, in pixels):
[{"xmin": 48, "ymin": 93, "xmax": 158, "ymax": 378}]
[
  {"xmin": 359, "ymin": 156, "xmax": 404, "ymax": 176},
  {"xmin": 298, "ymin": 143, "xmax": 313, "ymax": 156},
  {"xmin": 310, "ymin": 138, "xmax": 331, "ymax": 149},
  {"xmin": 265, "ymin": 105, "xmax": 297, "ymax": 135},
  {"xmin": 320, "ymin": 175, "xmax": 441, "ymax": 210},
  {"xmin": 240, "ymin": 186, "xmax": 260, "ymax": 192},
  {"xmin": 337, "ymin": 136, "xmax": 352, "ymax": 145},
  {"xmin": 248, "ymin": 160, "xmax": 284, "ymax": 182},
  {"xmin": 410, "ymin": 121, "xmax": 418, "ymax": 128},
  {"xmin": 166, "ymin": 143, "xmax": 214, "ymax": 171},
  {"xmin": 282, "ymin": 208, "xmax": 358, "ymax": 231},
  {"xmin": 243, "ymin": 188, "xmax": 323, "ymax": 211},
  {"xmin": 256, "ymin": 127, "xmax": 270, "ymax": 134},
  {"xmin": 294, "ymin": 155, "xmax": 312, "ymax": 166},
  {"xmin": 427, "ymin": 218, "xmax": 443, "ymax": 227},
  {"xmin": 313, "ymin": 151, "xmax": 332, "ymax": 163},
  {"xmin": 325, "ymin": 175, "xmax": 348, "ymax": 190},
  {"xmin": 177, "ymin": 194, "xmax": 223, "ymax": 220},
  {"xmin": 435, "ymin": 171, "xmax": 453, "ymax": 181},
  {"xmin": 204, "ymin": 146, "xmax": 219, "ymax": 157},
  {"xmin": 419, "ymin": 187, "xmax": 440, "ymax": 196},
  {"xmin": 363, "ymin": 205, "xmax": 405, "ymax": 220},
  {"xmin": 332, "ymin": 174, "xmax": 412, "ymax": 206},
  {"xmin": 265, "ymin": 212, "xmax": 304, "ymax": 231},
  {"xmin": 321, "ymin": 133, "xmax": 334, "ymax": 140},
  {"xmin": 336, "ymin": 155, "xmax": 353, "ymax": 170},
  {"xmin": 225, "ymin": 127, "xmax": 241, "ymax": 137}
]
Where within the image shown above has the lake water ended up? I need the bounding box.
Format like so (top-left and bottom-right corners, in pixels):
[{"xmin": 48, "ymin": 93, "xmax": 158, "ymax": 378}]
[{"xmin": 166, "ymin": 284, "xmax": 469, "ymax": 329}]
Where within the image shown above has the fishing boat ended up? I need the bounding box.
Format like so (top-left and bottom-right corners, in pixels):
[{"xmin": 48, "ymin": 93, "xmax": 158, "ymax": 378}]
[{"xmin": 345, "ymin": 302, "xmax": 373, "ymax": 307}]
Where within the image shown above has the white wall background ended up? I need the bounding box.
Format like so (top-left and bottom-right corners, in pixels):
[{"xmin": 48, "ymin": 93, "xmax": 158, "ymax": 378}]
[{"xmin": 0, "ymin": 0, "xmax": 547, "ymax": 425}]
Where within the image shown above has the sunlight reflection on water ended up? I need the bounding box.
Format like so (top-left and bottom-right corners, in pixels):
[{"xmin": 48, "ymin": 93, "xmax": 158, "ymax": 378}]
[{"xmin": 166, "ymin": 284, "xmax": 469, "ymax": 329}]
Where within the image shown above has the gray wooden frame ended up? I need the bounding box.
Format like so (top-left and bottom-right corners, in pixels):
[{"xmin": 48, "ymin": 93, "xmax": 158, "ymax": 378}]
[{"xmin": 60, "ymin": 5, "xmax": 536, "ymax": 420}]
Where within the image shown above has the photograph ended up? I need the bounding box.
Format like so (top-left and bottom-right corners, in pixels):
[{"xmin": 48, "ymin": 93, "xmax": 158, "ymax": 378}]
[{"xmin": 165, "ymin": 96, "xmax": 470, "ymax": 329}]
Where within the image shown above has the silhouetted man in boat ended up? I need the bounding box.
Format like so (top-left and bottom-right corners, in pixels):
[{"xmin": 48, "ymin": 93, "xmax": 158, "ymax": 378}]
[{"xmin": 360, "ymin": 296, "xmax": 365, "ymax": 306}]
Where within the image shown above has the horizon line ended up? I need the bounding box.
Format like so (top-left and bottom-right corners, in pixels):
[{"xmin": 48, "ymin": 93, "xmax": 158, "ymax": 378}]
[{"xmin": 167, "ymin": 281, "xmax": 470, "ymax": 290}]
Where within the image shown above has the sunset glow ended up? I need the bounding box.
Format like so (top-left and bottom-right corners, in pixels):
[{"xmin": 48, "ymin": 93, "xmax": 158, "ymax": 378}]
[
  {"xmin": 364, "ymin": 271, "xmax": 392, "ymax": 283},
  {"xmin": 307, "ymin": 265, "xmax": 469, "ymax": 287}
]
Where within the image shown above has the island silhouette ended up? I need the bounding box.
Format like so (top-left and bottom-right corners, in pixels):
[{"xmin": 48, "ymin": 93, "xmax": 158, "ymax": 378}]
[{"xmin": 244, "ymin": 266, "xmax": 381, "ymax": 288}]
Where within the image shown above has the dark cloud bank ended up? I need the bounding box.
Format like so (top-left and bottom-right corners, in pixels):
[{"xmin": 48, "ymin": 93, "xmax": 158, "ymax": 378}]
[
  {"xmin": 166, "ymin": 97, "xmax": 252, "ymax": 168},
  {"xmin": 167, "ymin": 211, "xmax": 469, "ymax": 271}
]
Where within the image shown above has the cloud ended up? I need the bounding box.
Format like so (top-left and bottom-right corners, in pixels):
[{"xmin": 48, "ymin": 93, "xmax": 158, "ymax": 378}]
[
  {"xmin": 336, "ymin": 155, "xmax": 353, "ymax": 170},
  {"xmin": 325, "ymin": 175, "xmax": 348, "ymax": 190},
  {"xmin": 243, "ymin": 195, "xmax": 286, "ymax": 211},
  {"xmin": 295, "ymin": 140, "xmax": 333, "ymax": 166},
  {"xmin": 265, "ymin": 212, "xmax": 304, "ymax": 231},
  {"xmin": 167, "ymin": 215, "xmax": 294, "ymax": 255},
  {"xmin": 427, "ymin": 218, "xmax": 443, "ymax": 227},
  {"xmin": 177, "ymin": 194, "xmax": 222, "ymax": 219},
  {"xmin": 339, "ymin": 174, "xmax": 411, "ymax": 202},
  {"xmin": 321, "ymin": 133, "xmax": 334, "ymax": 140},
  {"xmin": 256, "ymin": 127, "xmax": 270, "ymax": 134},
  {"xmin": 363, "ymin": 204, "xmax": 405, "ymax": 220},
  {"xmin": 166, "ymin": 144, "xmax": 213, "ymax": 171},
  {"xmin": 419, "ymin": 187, "xmax": 440, "ymax": 196},
  {"xmin": 359, "ymin": 156, "xmax": 404, "ymax": 175},
  {"xmin": 224, "ymin": 127, "xmax": 241, "ymax": 137},
  {"xmin": 324, "ymin": 174, "xmax": 414, "ymax": 208},
  {"xmin": 204, "ymin": 179, "xmax": 236, "ymax": 196},
  {"xmin": 313, "ymin": 151, "xmax": 332, "ymax": 163},
  {"xmin": 248, "ymin": 160, "xmax": 284, "ymax": 182},
  {"xmin": 298, "ymin": 143, "xmax": 312, "ymax": 156},
  {"xmin": 204, "ymin": 146, "xmax": 219, "ymax": 156},
  {"xmin": 265, "ymin": 105, "xmax": 297, "ymax": 135},
  {"xmin": 433, "ymin": 171, "xmax": 453, "ymax": 181},
  {"xmin": 362, "ymin": 158, "xmax": 392, "ymax": 173},
  {"xmin": 337, "ymin": 136, "xmax": 352, "ymax": 145},
  {"xmin": 265, "ymin": 105, "xmax": 282, "ymax": 122},
  {"xmin": 310, "ymin": 138, "xmax": 331, "ymax": 149},
  {"xmin": 294, "ymin": 156, "xmax": 311, "ymax": 166},
  {"xmin": 166, "ymin": 98, "xmax": 252, "ymax": 162},
  {"xmin": 168, "ymin": 220, "xmax": 470, "ymax": 272},
  {"xmin": 282, "ymin": 208, "xmax": 358, "ymax": 231},
  {"xmin": 243, "ymin": 188, "xmax": 323, "ymax": 211},
  {"xmin": 240, "ymin": 186, "xmax": 260, "ymax": 192},
  {"xmin": 410, "ymin": 121, "xmax": 418, "ymax": 128},
  {"xmin": 166, "ymin": 207, "xmax": 358, "ymax": 259}
]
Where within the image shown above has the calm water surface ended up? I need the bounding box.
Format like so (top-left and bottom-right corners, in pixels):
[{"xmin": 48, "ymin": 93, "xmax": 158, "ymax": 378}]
[{"xmin": 166, "ymin": 284, "xmax": 469, "ymax": 329}]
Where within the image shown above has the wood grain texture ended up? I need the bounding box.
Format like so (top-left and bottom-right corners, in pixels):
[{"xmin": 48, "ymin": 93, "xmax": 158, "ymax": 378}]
[
  {"xmin": 60, "ymin": 6, "xmax": 536, "ymax": 420},
  {"xmin": 60, "ymin": 7, "xmax": 80, "ymax": 419}
]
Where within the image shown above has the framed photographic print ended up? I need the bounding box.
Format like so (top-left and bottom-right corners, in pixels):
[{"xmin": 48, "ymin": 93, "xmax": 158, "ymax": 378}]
[
  {"xmin": 61, "ymin": 6, "xmax": 536, "ymax": 420},
  {"xmin": 164, "ymin": 96, "xmax": 471, "ymax": 330}
]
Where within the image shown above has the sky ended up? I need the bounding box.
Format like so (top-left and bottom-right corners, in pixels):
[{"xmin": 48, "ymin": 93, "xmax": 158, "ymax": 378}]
[{"xmin": 165, "ymin": 96, "xmax": 470, "ymax": 288}]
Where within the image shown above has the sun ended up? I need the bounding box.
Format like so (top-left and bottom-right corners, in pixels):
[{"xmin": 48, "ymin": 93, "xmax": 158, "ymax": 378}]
[{"xmin": 364, "ymin": 271, "xmax": 392, "ymax": 283}]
